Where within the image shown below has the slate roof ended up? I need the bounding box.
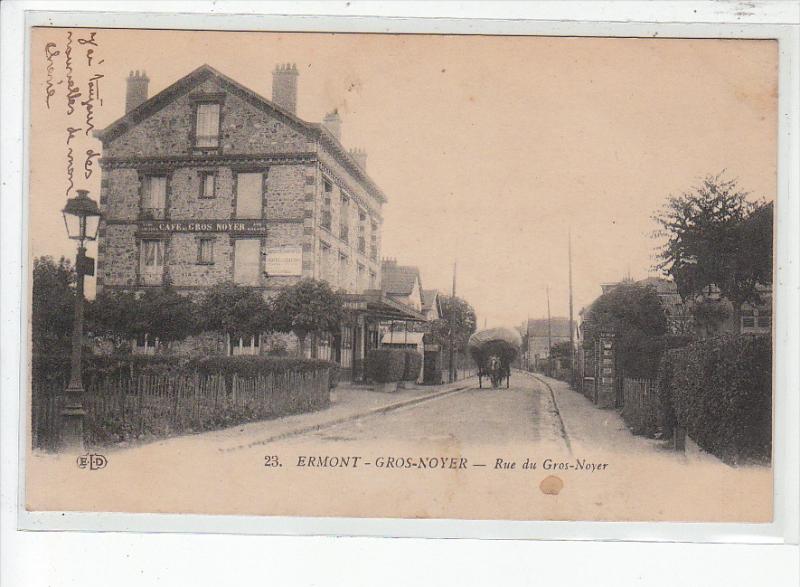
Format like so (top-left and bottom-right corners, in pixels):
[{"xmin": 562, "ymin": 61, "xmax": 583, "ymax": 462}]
[
  {"xmin": 94, "ymin": 63, "xmax": 387, "ymax": 204},
  {"xmin": 381, "ymin": 263, "xmax": 421, "ymax": 296},
  {"xmin": 527, "ymin": 318, "xmax": 573, "ymax": 338}
]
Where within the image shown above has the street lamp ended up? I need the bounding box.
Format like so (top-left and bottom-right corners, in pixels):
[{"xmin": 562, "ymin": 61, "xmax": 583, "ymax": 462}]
[{"xmin": 60, "ymin": 189, "xmax": 101, "ymax": 451}]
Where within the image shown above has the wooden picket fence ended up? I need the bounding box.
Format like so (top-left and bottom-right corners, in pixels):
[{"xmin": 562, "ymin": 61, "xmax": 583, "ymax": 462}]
[
  {"xmin": 32, "ymin": 368, "xmax": 331, "ymax": 450},
  {"xmin": 620, "ymin": 377, "xmax": 662, "ymax": 437}
]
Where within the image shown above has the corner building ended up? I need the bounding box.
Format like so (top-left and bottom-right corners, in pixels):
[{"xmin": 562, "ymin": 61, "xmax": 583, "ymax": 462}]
[{"xmin": 95, "ymin": 64, "xmax": 423, "ymax": 378}]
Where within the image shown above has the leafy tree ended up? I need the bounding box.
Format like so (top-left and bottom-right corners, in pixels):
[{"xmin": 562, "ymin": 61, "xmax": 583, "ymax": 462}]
[
  {"xmin": 200, "ymin": 283, "xmax": 273, "ymax": 352},
  {"xmin": 88, "ymin": 287, "xmax": 200, "ymax": 353},
  {"xmin": 550, "ymin": 340, "xmax": 573, "ymax": 361},
  {"xmin": 31, "ymin": 256, "xmax": 75, "ymax": 355},
  {"xmin": 138, "ymin": 287, "xmax": 201, "ymax": 346},
  {"xmin": 271, "ymin": 278, "xmax": 344, "ymax": 358},
  {"xmin": 584, "ymin": 282, "xmax": 668, "ymax": 379},
  {"xmin": 86, "ymin": 289, "xmax": 142, "ymax": 353},
  {"xmin": 653, "ymin": 174, "xmax": 773, "ymax": 333},
  {"xmin": 429, "ymin": 295, "xmax": 477, "ymax": 356}
]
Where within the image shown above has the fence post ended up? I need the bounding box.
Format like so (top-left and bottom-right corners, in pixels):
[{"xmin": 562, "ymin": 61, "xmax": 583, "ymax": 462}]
[
  {"xmin": 138, "ymin": 375, "xmax": 144, "ymax": 438},
  {"xmin": 673, "ymin": 426, "xmax": 687, "ymax": 452}
]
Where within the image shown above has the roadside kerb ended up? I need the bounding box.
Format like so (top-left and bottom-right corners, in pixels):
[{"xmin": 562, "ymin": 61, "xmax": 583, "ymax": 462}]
[
  {"xmin": 222, "ymin": 378, "xmax": 476, "ymax": 452},
  {"xmin": 522, "ymin": 370, "xmax": 573, "ymax": 455}
]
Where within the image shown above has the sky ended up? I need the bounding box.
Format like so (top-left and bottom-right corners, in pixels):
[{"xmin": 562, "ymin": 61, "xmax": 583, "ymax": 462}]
[{"xmin": 29, "ymin": 29, "xmax": 778, "ymax": 329}]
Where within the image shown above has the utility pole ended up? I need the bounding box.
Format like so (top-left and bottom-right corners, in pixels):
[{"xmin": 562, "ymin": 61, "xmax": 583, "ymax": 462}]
[
  {"xmin": 568, "ymin": 229, "xmax": 575, "ymax": 380},
  {"xmin": 546, "ymin": 285, "xmax": 552, "ymax": 377},
  {"xmin": 449, "ymin": 260, "xmax": 457, "ymax": 383}
]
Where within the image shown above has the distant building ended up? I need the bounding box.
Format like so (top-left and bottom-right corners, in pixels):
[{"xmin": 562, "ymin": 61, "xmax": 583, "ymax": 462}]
[
  {"xmin": 595, "ymin": 276, "xmax": 771, "ymax": 337},
  {"xmin": 421, "ymin": 289, "xmax": 442, "ymax": 322},
  {"xmin": 526, "ymin": 317, "xmax": 573, "ymax": 361}
]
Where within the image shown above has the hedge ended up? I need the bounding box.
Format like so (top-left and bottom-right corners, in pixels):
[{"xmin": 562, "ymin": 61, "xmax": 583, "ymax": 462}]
[
  {"xmin": 366, "ymin": 349, "xmax": 406, "ymax": 383},
  {"xmin": 31, "ymin": 353, "xmax": 337, "ymax": 449},
  {"xmin": 32, "ymin": 353, "xmax": 340, "ymax": 389},
  {"xmin": 657, "ymin": 335, "xmax": 771, "ymax": 464},
  {"xmin": 403, "ymin": 351, "xmax": 423, "ymax": 382}
]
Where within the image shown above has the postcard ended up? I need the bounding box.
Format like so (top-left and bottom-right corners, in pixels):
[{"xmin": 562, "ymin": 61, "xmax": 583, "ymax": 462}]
[{"xmin": 22, "ymin": 24, "xmax": 782, "ymax": 529}]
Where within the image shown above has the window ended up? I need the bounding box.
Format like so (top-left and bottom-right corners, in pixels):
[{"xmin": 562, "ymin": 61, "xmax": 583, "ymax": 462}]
[
  {"xmin": 369, "ymin": 270, "xmax": 376, "ymax": 289},
  {"xmin": 197, "ymin": 238, "xmax": 215, "ymax": 264},
  {"xmin": 199, "ymin": 171, "xmax": 216, "ymax": 198},
  {"xmin": 757, "ymin": 309, "xmax": 772, "ymax": 329},
  {"xmin": 323, "ymin": 178, "xmax": 333, "ymax": 193},
  {"xmin": 236, "ymin": 172, "xmax": 262, "ymax": 218},
  {"xmin": 321, "ymin": 209, "xmax": 332, "ymax": 231},
  {"xmin": 320, "ymin": 241, "xmax": 331, "ymax": 282},
  {"xmin": 357, "ymin": 263, "xmax": 365, "ymax": 291},
  {"xmin": 370, "ymin": 221, "xmax": 378, "ymax": 261},
  {"xmin": 141, "ymin": 175, "xmax": 167, "ymax": 218},
  {"xmin": 339, "ymin": 194, "xmax": 350, "ymax": 242},
  {"xmin": 357, "ymin": 208, "xmax": 366, "ymax": 253},
  {"xmin": 233, "ymin": 239, "xmax": 261, "ymax": 285},
  {"xmin": 338, "ymin": 252, "xmax": 348, "ymax": 287},
  {"xmin": 140, "ymin": 239, "xmax": 164, "ymax": 285},
  {"xmin": 195, "ymin": 103, "xmax": 220, "ymax": 148}
]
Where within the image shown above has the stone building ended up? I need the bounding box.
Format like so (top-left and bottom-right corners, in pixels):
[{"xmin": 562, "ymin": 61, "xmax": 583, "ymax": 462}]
[{"xmin": 94, "ymin": 64, "xmax": 423, "ymax": 376}]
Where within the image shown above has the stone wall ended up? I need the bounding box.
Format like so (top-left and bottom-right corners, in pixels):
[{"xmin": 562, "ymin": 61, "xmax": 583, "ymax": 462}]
[{"xmin": 104, "ymin": 78, "xmax": 313, "ymax": 158}]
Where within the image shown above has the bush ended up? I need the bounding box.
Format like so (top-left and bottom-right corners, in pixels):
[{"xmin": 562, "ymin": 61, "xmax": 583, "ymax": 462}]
[
  {"xmin": 403, "ymin": 351, "xmax": 423, "ymax": 382},
  {"xmin": 190, "ymin": 355, "xmax": 336, "ymax": 378},
  {"xmin": 366, "ymin": 349, "xmax": 405, "ymax": 383},
  {"xmin": 658, "ymin": 334, "xmax": 771, "ymax": 464}
]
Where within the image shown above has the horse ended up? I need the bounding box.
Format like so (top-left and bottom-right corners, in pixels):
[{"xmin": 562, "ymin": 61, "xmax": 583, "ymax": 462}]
[{"xmin": 478, "ymin": 354, "xmax": 510, "ymax": 389}]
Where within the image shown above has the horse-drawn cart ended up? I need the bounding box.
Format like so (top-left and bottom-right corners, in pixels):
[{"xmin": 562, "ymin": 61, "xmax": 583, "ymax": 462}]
[{"xmin": 468, "ymin": 327, "xmax": 522, "ymax": 389}]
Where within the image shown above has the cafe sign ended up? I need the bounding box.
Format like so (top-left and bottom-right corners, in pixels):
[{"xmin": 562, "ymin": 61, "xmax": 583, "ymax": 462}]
[
  {"xmin": 137, "ymin": 219, "xmax": 269, "ymax": 235},
  {"xmin": 265, "ymin": 246, "xmax": 303, "ymax": 276}
]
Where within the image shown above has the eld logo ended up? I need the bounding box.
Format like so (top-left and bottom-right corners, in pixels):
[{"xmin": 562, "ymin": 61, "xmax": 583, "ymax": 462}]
[{"xmin": 76, "ymin": 453, "xmax": 107, "ymax": 470}]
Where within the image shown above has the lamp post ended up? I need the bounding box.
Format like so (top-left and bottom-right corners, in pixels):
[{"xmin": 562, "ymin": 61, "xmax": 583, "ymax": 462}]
[{"xmin": 60, "ymin": 189, "xmax": 101, "ymax": 451}]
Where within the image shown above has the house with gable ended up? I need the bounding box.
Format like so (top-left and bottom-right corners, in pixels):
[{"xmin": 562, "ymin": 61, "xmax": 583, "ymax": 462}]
[{"xmin": 93, "ymin": 63, "xmax": 424, "ymax": 380}]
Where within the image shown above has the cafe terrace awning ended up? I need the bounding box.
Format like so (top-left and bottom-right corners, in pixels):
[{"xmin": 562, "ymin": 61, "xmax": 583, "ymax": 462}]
[{"xmin": 342, "ymin": 290, "xmax": 428, "ymax": 322}]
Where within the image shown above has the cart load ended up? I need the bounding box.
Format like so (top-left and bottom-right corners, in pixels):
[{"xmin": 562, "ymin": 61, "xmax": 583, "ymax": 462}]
[{"xmin": 468, "ymin": 327, "xmax": 522, "ymax": 388}]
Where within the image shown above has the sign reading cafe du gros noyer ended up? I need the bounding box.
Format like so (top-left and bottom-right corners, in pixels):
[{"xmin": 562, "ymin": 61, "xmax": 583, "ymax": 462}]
[{"xmin": 137, "ymin": 219, "xmax": 269, "ymax": 235}]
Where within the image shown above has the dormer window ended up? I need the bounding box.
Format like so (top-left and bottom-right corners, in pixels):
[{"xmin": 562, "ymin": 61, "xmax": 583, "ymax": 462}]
[{"xmin": 194, "ymin": 102, "xmax": 221, "ymax": 148}]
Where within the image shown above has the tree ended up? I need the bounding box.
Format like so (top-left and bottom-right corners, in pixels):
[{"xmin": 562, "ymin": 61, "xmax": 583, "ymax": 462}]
[
  {"xmin": 429, "ymin": 295, "xmax": 477, "ymax": 356},
  {"xmin": 584, "ymin": 282, "xmax": 668, "ymax": 379},
  {"xmin": 31, "ymin": 256, "xmax": 75, "ymax": 355},
  {"xmin": 653, "ymin": 174, "xmax": 773, "ymax": 333},
  {"xmin": 200, "ymin": 283, "xmax": 274, "ymax": 352},
  {"xmin": 88, "ymin": 287, "xmax": 201, "ymax": 353},
  {"xmin": 550, "ymin": 340, "xmax": 573, "ymax": 361},
  {"xmin": 86, "ymin": 289, "xmax": 142, "ymax": 353},
  {"xmin": 270, "ymin": 279, "xmax": 344, "ymax": 358},
  {"xmin": 138, "ymin": 287, "xmax": 201, "ymax": 347}
]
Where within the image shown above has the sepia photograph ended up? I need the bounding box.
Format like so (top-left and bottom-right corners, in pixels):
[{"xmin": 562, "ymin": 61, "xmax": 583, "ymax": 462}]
[{"xmin": 23, "ymin": 25, "xmax": 779, "ymax": 525}]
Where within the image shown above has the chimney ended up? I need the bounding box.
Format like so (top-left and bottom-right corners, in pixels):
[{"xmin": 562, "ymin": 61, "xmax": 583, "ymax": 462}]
[
  {"xmin": 125, "ymin": 70, "xmax": 149, "ymax": 113},
  {"xmin": 272, "ymin": 63, "xmax": 299, "ymax": 115},
  {"xmin": 349, "ymin": 148, "xmax": 367, "ymax": 171},
  {"xmin": 322, "ymin": 109, "xmax": 342, "ymax": 141}
]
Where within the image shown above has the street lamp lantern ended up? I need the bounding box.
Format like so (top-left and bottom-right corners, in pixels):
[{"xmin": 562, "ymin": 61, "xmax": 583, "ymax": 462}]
[
  {"xmin": 60, "ymin": 189, "xmax": 101, "ymax": 452},
  {"xmin": 62, "ymin": 189, "xmax": 101, "ymax": 244}
]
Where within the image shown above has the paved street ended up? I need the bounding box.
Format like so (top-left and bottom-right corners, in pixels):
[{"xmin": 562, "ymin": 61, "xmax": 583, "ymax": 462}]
[
  {"xmin": 27, "ymin": 371, "xmax": 772, "ymax": 522},
  {"xmin": 295, "ymin": 374, "xmax": 567, "ymax": 447}
]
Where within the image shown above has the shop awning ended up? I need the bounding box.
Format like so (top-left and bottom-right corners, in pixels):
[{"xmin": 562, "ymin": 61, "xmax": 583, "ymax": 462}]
[
  {"xmin": 342, "ymin": 290, "xmax": 428, "ymax": 322},
  {"xmin": 381, "ymin": 331, "xmax": 425, "ymax": 345}
]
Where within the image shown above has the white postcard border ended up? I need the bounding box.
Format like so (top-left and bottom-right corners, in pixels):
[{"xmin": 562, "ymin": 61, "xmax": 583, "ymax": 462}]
[{"xmin": 4, "ymin": 5, "xmax": 799, "ymax": 545}]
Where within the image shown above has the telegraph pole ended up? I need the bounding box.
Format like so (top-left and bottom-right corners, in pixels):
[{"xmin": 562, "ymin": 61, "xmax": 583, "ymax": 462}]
[
  {"xmin": 546, "ymin": 285, "xmax": 552, "ymax": 377},
  {"xmin": 568, "ymin": 229, "xmax": 575, "ymax": 378},
  {"xmin": 449, "ymin": 260, "xmax": 457, "ymax": 383}
]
